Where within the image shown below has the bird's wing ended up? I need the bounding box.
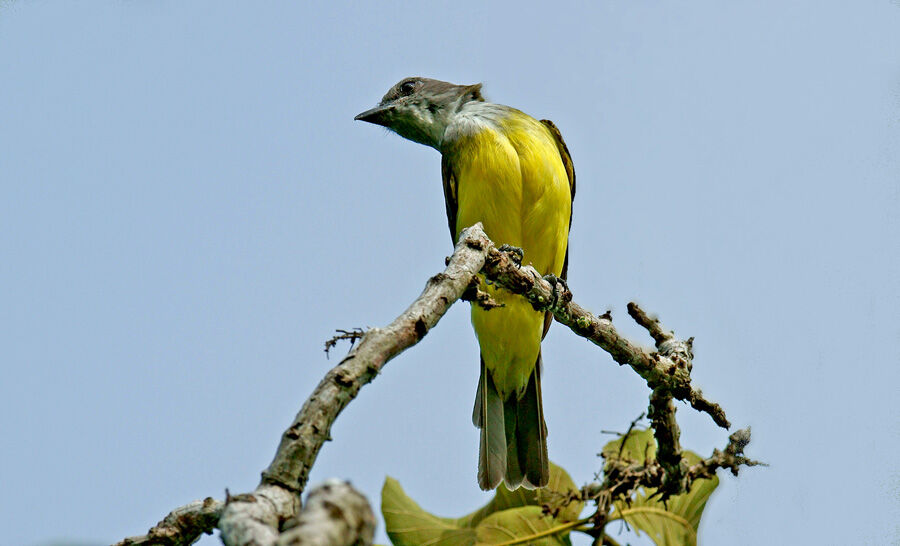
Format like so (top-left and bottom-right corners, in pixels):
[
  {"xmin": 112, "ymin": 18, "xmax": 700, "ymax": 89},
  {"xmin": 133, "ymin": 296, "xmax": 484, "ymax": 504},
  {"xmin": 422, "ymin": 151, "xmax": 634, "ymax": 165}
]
[
  {"xmin": 539, "ymin": 119, "xmax": 576, "ymax": 339},
  {"xmin": 441, "ymin": 154, "xmax": 459, "ymax": 243},
  {"xmin": 539, "ymin": 119, "xmax": 575, "ymax": 279},
  {"xmin": 539, "ymin": 119, "xmax": 575, "ymax": 224}
]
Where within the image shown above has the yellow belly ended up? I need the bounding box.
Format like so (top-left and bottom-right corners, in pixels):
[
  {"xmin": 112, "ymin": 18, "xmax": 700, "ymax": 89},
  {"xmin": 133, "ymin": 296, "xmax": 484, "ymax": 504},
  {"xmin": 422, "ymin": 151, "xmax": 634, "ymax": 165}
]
[{"xmin": 448, "ymin": 113, "xmax": 571, "ymax": 398}]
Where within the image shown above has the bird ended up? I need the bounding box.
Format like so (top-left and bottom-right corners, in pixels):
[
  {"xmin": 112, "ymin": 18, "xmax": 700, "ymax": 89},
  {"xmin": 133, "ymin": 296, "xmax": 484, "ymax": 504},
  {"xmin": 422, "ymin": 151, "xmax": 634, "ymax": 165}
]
[{"xmin": 355, "ymin": 77, "xmax": 574, "ymax": 490}]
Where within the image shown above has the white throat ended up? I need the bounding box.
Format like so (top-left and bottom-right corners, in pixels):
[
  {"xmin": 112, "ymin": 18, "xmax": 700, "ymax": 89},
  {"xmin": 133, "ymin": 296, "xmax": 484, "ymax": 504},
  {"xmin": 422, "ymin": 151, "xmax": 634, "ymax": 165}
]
[{"xmin": 440, "ymin": 102, "xmax": 510, "ymax": 150}]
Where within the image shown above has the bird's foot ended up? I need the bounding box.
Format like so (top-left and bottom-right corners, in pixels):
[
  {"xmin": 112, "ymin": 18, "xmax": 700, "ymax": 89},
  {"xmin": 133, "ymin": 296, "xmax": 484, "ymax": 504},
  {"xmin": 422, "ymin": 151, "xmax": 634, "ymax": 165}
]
[
  {"xmin": 542, "ymin": 274, "xmax": 569, "ymax": 311},
  {"xmin": 498, "ymin": 244, "xmax": 524, "ymax": 267}
]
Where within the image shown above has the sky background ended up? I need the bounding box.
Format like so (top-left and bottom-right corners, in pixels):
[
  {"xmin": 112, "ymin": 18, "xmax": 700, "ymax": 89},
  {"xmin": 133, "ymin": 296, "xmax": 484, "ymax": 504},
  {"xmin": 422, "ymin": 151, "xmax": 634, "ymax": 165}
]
[{"xmin": 1, "ymin": 1, "xmax": 898, "ymax": 545}]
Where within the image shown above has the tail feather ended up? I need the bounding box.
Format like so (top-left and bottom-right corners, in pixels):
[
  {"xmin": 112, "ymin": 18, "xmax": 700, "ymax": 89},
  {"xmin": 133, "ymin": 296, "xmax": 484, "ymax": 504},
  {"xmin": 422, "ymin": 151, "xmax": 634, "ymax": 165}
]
[
  {"xmin": 475, "ymin": 354, "xmax": 549, "ymax": 491},
  {"xmin": 477, "ymin": 357, "xmax": 506, "ymax": 491},
  {"xmin": 472, "ymin": 363, "xmax": 484, "ymax": 428},
  {"xmin": 503, "ymin": 395, "xmax": 524, "ymax": 489},
  {"xmin": 517, "ymin": 355, "xmax": 549, "ymax": 489}
]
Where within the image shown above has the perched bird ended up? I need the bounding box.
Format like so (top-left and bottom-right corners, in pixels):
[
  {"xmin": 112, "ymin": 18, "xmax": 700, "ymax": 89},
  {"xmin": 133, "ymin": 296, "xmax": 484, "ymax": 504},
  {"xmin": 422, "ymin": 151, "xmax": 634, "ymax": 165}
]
[{"xmin": 355, "ymin": 78, "xmax": 574, "ymax": 490}]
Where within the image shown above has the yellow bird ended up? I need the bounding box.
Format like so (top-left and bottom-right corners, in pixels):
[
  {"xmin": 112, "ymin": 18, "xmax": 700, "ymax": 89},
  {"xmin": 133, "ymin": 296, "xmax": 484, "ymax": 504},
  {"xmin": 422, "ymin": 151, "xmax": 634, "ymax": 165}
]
[{"xmin": 356, "ymin": 78, "xmax": 574, "ymax": 490}]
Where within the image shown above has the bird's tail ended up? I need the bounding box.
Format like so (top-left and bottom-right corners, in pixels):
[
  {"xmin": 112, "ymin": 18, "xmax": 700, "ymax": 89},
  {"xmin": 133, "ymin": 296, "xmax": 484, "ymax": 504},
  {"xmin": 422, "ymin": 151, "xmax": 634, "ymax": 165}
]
[{"xmin": 473, "ymin": 355, "xmax": 549, "ymax": 491}]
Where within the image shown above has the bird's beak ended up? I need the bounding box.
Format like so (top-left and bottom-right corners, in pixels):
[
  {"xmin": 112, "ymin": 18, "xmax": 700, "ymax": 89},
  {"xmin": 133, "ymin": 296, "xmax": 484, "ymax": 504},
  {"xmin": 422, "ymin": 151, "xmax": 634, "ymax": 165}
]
[{"xmin": 354, "ymin": 104, "xmax": 393, "ymax": 126}]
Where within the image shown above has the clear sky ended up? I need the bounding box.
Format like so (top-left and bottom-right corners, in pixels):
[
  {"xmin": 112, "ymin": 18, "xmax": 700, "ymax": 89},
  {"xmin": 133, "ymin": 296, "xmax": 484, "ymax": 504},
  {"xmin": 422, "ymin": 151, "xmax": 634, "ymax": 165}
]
[{"xmin": 1, "ymin": 2, "xmax": 898, "ymax": 545}]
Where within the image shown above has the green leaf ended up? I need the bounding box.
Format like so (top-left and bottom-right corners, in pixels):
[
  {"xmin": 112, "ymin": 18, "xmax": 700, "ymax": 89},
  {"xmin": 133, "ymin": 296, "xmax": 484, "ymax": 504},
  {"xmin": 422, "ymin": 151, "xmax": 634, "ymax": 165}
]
[
  {"xmin": 381, "ymin": 463, "xmax": 584, "ymax": 545},
  {"xmin": 603, "ymin": 429, "xmax": 719, "ymax": 546},
  {"xmin": 381, "ymin": 476, "xmax": 475, "ymax": 546},
  {"xmin": 475, "ymin": 506, "xmax": 573, "ymax": 546},
  {"xmin": 455, "ymin": 462, "xmax": 584, "ymax": 528},
  {"xmin": 601, "ymin": 427, "xmax": 657, "ymax": 464}
]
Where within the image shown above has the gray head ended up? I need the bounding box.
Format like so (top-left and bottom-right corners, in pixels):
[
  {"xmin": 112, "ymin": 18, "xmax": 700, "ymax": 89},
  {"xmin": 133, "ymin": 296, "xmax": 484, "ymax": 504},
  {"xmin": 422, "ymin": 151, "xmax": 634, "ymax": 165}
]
[{"xmin": 355, "ymin": 77, "xmax": 484, "ymax": 149}]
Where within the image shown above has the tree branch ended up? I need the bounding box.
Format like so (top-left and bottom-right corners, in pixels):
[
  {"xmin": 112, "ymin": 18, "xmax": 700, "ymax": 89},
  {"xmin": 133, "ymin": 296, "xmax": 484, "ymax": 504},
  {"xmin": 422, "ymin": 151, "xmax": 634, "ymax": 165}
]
[
  {"xmin": 629, "ymin": 302, "xmax": 692, "ymax": 498},
  {"xmin": 278, "ymin": 479, "xmax": 376, "ymax": 546},
  {"xmin": 214, "ymin": 224, "xmax": 495, "ymax": 545},
  {"xmin": 688, "ymin": 428, "xmax": 765, "ymax": 479},
  {"xmin": 648, "ymin": 388, "xmax": 684, "ymax": 498},
  {"xmin": 585, "ymin": 427, "xmax": 761, "ymax": 511},
  {"xmin": 479, "ymin": 244, "xmax": 730, "ymax": 429},
  {"xmin": 117, "ymin": 223, "xmax": 744, "ymax": 545},
  {"xmin": 258, "ymin": 225, "xmax": 492, "ymax": 494},
  {"xmin": 114, "ymin": 497, "xmax": 223, "ymax": 546}
]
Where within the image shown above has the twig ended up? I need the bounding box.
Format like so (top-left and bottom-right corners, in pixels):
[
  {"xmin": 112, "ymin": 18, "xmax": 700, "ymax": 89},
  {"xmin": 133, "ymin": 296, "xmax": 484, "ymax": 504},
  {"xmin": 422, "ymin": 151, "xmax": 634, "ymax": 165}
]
[
  {"xmin": 114, "ymin": 497, "xmax": 223, "ymax": 546},
  {"xmin": 601, "ymin": 533, "xmax": 623, "ymax": 546},
  {"xmin": 324, "ymin": 328, "xmax": 365, "ymax": 358},
  {"xmin": 688, "ymin": 428, "xmax": 766, "ymax": 478},
  {"xmin": 615, "ymin": 412, "xmax": 646, "ymax": 460},
  {"xmin": 584, "ymin": 428, "xmax": 761, "ymax": 509},
  {"xmin": 600, "ymin": 412, "xmax": 646, "ymax": 438}
]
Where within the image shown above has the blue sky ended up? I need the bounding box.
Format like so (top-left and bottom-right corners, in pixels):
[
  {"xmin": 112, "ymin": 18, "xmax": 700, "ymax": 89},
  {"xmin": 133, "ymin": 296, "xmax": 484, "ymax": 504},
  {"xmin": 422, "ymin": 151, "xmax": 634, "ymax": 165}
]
[{"xmin": 1, "ymin": 2, "xmax": 898, "ymax": 545}]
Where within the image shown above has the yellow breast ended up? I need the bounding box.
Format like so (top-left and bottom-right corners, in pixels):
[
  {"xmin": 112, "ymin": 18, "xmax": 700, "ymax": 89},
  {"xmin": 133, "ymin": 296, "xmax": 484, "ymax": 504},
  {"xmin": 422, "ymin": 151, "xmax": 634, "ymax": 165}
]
[{"xmin": 445, "ymin": 110, "xmax": 571, "ymax": 397}]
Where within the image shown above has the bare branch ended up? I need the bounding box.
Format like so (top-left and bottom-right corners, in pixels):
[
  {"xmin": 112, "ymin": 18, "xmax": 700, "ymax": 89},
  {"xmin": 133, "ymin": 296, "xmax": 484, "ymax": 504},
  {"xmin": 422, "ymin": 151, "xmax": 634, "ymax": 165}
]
[
  {"xmin": 648, "ymin": 388, "xmax": 684, "ymax": 498},
  {"xmin": 627, "ymin": 303, "xmax": 692, "ymax": 498},
  {"xmin": 279, "ymin": 479, "xmax": 376, "ymax": 546},
  {"xmin": 460, "ymin": 275, "xmax": 503, "ymax": 310},
  {"xmin": 217, "ymin": 484, "xmax": 298, "ymax": 546},
  {"xmin": 480, "ymin": 245, "xmax": 730, "ymax": 429},
  {"xmin": 217, "ymin": 224, "xmax": 494, "ymax": 545},
  {"xmin": 114, "ymin": 497, "xmax": 223, "ymax": 546},
  {"xmin": 117, "ymin": 223, "xmax": 743, "ymax": 545},
  {"xmin": 688, "ymin": 428, "xmax": 766, "ymax": 479},
  {"xmin": 259, "ymin": 224, "xmax": 491, "ymax": 493},
  {"xmin": 626, "ymin": 302, "xmax": 680, "ymax": 349}
]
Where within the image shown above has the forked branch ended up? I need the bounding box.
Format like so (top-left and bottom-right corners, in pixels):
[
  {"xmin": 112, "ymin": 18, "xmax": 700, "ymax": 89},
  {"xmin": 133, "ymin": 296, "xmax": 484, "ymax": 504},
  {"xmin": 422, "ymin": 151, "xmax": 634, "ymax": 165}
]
[{"xmin": 116, "ymin": 223, "xmax": 748, "ymax": 546}]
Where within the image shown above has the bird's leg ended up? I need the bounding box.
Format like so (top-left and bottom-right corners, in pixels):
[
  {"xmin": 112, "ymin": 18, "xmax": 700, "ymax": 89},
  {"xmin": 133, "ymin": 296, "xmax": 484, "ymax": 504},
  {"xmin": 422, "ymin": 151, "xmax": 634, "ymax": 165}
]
[
  {"xmin": 542, "ymin": 274, "xmax": 569, "ymax": 312},
  {"xmin": 498, "ymin": 244, "xmax": 524, "ymax": 267}
]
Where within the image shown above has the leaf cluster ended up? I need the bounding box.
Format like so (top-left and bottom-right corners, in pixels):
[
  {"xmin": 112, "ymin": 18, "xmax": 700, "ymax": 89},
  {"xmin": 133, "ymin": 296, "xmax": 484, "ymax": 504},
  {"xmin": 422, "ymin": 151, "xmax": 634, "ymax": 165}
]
[
  {"xmin": 601, "ymin": 428, "xmax": 718, "ymax": 545},
  {"xmin": 381, "ymin": 463, "xmax": 583, "ymax": 546},
  {"xmin": 380, "ymin": 429, "xmax": 719, "ymax": 545}
]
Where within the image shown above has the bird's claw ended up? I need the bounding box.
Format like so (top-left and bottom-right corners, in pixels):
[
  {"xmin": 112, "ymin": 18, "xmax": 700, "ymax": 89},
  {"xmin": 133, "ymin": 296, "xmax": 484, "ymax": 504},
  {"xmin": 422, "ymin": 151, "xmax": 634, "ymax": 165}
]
[
  {"xmin": 542, "ymin": 274, "xmax": 569, "ymax": 311},
  {"xmin": 498, "ymin": 244, "xmax": 524, "ymax": 267}
]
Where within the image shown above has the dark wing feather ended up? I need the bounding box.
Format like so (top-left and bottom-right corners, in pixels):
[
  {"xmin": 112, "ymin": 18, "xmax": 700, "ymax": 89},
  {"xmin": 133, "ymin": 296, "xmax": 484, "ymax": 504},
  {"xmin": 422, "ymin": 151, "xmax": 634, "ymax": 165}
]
[
  {"xmin": 441, "ymin": 154, "xmax": 459, "ymax": 243},
  {"xmin": 539, "ymin": 119, "xmax": 576, "ymax": 214},
  {"xmin": 540, "ymin": 119, "xmax": 576, "ymax": 338}
]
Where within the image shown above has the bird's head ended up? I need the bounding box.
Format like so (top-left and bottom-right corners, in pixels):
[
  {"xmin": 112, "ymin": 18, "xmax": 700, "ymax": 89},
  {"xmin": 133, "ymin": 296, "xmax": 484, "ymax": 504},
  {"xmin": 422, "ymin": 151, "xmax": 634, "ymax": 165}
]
[{"xmin": 355, "ymin": 77, "xmax": 484, "ymax": 149}]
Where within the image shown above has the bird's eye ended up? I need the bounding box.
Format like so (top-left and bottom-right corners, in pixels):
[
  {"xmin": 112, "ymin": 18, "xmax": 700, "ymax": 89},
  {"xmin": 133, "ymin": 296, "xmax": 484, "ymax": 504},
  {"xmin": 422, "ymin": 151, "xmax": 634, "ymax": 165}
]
[{"xmin": 399, "ymin": 80, "xmax": 418, "ymax": 96}]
